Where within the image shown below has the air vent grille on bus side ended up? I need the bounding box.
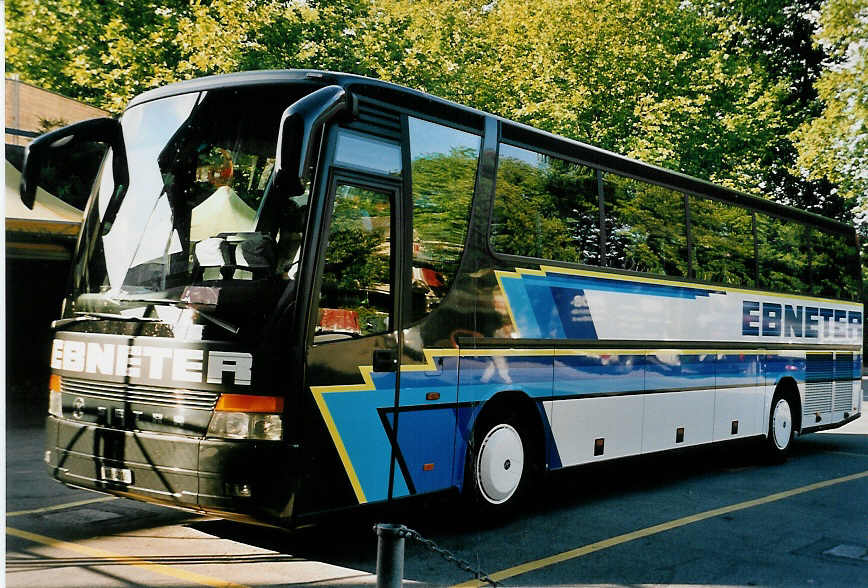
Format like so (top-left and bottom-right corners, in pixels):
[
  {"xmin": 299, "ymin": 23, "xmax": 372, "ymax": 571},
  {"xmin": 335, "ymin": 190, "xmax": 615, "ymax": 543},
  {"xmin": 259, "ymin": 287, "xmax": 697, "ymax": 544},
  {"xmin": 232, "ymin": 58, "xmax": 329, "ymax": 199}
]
[
  {"xmin": 834, "ymin": 352, "xmax": 854, "ymax": 411},
  {"xmin": 61, "ymin": 377, "xmax": 219, "ymax": 410},
  {"xmin": 804, "ymin": 353, "xmax": 833, "ymax": 417},
  {"xmin": 348, "ymin": 99, "xmax": 402, "ymax": 141}
]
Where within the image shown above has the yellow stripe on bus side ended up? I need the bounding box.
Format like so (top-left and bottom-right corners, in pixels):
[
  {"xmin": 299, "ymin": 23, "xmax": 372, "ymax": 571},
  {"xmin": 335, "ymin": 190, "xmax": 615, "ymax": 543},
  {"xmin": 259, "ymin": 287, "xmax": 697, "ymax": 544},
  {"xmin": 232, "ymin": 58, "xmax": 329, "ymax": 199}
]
[
  {"xmin": 493, "ymin": 269, "xmax": 524, "ymax": 335},
  {"xmin": 309, "ymin": 348, "xmax": 464, "ymax": 503},
  {"xmin": 451, "ymin": 469, "xmax": 868, "ymax": 587},
  {"xmin": 534, "ymin": 264, "xmax": 863, "ymax": 308},
  {"xmin": 310, "ymin": 388, "xmax": 368, "ymax": 504},
  {"xmin": 6, "ymin": 526, "xmax": 249, "ymax": 588}
]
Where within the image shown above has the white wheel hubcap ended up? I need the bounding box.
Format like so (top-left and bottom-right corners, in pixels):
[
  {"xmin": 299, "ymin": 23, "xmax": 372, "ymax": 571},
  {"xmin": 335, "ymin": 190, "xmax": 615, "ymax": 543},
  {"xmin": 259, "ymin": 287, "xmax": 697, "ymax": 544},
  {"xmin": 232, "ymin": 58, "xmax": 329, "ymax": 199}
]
[
  {"xmin": 476, "ymin": 424, "xmax": 524, "ymax": 504},
  {"xmin": 772, "ymin": 398, "xmax": 792, "ymax": 450}
]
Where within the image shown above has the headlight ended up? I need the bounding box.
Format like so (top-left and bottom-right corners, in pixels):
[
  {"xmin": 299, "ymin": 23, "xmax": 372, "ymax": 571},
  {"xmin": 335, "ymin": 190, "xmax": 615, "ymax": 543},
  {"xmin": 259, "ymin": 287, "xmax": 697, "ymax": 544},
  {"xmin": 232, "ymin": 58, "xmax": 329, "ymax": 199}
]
[
  {"xmin": 207, "ymin": 412, "xmax": 283, "ymax": 441},
  {"xmin": 250, "ymin": 413, "xmax": 283, "ymax": 439},
  {"xmin": 207, "ymin": 394, "xmax": 284, "ymax": 441}
]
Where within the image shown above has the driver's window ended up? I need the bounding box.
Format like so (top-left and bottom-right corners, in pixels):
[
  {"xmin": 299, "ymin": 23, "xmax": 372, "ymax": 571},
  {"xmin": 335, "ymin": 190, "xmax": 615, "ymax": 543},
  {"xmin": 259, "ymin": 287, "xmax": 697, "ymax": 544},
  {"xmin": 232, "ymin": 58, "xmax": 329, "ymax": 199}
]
[{"xmin": 315, "ymin": 184, "xmax": 392, "ymax": 342}]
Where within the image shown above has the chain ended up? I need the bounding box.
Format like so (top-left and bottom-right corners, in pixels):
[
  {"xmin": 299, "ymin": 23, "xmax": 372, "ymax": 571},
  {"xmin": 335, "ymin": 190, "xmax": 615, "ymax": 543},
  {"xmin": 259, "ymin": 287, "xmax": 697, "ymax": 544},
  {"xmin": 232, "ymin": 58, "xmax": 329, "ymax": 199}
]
[{"xmin": 397, "ymin": 526, "xmax": 499, "ymax": 587}]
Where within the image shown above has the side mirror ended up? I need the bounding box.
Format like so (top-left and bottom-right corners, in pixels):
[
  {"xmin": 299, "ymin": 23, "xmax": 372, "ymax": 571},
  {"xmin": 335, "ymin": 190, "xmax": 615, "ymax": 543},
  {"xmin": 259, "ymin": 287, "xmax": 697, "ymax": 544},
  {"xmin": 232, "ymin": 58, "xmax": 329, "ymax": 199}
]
[
  {"xmin": 20, "ymin": 117, "xmax": 128, "ymax": 210},
  {"xmin": 274, "ymin": 85, "xmax": 353, "ymax": 196}
]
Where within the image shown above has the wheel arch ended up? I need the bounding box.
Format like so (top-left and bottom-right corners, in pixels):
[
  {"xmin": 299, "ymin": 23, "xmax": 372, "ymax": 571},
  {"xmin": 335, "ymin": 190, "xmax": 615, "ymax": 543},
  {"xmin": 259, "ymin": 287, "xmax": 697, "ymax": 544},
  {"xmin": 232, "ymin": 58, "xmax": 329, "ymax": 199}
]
[
  {"xmin": 456, "ymin": 389, "xmax": 549, "ymax": 491},
  {"xmin": 774, "ymin": 376, "xmax": 802, "ymax": 434}
]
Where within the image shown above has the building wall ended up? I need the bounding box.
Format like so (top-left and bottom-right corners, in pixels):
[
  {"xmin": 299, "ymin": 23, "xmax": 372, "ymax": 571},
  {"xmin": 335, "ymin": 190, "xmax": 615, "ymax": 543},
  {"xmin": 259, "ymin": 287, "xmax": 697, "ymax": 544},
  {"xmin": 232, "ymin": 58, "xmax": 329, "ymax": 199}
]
[
  {"xmin": 5, "ymin": 77, "xmax": 109, "ymax": 145},
  {"xmin": 5, "ymin": 78, "xmax": 108, "ymax": 391}
]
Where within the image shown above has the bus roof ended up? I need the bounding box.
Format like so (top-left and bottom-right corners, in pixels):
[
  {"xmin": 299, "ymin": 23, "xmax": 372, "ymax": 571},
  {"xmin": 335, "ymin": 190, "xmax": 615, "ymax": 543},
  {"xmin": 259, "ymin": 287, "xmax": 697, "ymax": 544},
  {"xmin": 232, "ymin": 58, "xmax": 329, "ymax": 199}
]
[{"xmin": 126, "ymin": 69, "xmax": 853, "ymax": 235}]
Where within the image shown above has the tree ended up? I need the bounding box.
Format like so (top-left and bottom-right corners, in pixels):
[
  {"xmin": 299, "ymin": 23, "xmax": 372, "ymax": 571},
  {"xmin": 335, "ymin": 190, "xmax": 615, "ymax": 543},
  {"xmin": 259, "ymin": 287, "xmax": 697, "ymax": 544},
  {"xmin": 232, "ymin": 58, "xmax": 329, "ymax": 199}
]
[
  {"xmin": 8, "ymin": 0, "xmax": 864, "ymax": 236},
  {"xmin": 793, "ymin": 0, "xmax": 868, "ymax": 220},
  {"xmin": 5, "ymin": 0, "xmax": 373, "ymax": 112},
  {"xmin": 6, "ymin": 0, "xmax": 195, "ymax": 111},
  {"xmin": 694, "ymin": 0, "xmax": 845, "ymax": 219}
]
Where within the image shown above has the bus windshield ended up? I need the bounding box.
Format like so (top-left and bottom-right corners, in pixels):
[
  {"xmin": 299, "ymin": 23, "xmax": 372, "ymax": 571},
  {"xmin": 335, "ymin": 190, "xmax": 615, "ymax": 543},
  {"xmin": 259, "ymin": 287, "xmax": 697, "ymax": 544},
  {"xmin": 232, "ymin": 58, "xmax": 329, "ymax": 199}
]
[{"xmin": 71, "ymin": 87, "xmax": 310, "ymax": 338}]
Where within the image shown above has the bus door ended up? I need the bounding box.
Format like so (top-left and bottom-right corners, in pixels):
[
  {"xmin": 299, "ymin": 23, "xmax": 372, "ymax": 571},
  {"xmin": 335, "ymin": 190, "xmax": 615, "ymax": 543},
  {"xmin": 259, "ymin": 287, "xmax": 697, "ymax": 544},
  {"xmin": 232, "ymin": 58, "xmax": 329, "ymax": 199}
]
[{"xmin": 306, "ymin": 161, "xmax": 407, "ymax": 506}]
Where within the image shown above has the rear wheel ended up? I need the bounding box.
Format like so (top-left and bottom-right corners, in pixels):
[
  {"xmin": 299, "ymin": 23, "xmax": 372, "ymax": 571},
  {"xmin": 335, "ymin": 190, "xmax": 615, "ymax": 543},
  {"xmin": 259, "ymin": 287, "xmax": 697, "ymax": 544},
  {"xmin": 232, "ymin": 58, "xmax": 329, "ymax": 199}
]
[{"xmin": 765, "ymin": 393, "xmax": 795, "ymax": 459}]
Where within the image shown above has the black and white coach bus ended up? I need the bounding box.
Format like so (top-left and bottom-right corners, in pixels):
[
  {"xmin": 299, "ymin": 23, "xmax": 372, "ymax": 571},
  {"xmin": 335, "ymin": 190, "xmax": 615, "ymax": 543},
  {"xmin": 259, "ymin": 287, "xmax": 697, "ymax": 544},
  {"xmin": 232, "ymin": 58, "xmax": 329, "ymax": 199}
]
[{"xmin": 21, "ymin": 70, "xmax": 862, "ymax": 525}]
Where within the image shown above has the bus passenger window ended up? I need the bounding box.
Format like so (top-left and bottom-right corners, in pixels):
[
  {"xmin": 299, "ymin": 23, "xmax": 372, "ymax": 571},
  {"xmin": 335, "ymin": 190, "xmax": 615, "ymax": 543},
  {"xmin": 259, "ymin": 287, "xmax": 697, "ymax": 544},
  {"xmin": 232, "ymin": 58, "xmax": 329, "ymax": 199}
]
[
  {"xmin": 756, "ymin": 214, "xmax": 811, "ymax": 295},
  {"xmin": 604, "ymin": 175, "xmax": 688, "ymax": 277},
  {"xmin": 810, "ymin": 228, "xmax": 861, "ymax": 301},
  {"xmin": 316, "ymin": 184, "xmax": 392, "ymax": 341},
  {"xmin": 408, "ymin": 118, "xmax": 481, "ymax": 322},
  {"xmin": 689, "ymin": 196, "xmax": 756, "ymax": 287},
  {"xmin": 491, "ymin": 144, "xmax": 600, "ymax": 265}
]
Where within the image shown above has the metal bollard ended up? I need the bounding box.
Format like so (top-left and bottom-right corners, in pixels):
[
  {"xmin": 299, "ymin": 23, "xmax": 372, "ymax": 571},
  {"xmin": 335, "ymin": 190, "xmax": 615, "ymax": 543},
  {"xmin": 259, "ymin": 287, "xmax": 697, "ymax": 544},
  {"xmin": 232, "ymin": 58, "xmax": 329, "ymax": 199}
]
[{"xmin": 375, "ymin": 523, "xmax": 407, "ymax": 588}]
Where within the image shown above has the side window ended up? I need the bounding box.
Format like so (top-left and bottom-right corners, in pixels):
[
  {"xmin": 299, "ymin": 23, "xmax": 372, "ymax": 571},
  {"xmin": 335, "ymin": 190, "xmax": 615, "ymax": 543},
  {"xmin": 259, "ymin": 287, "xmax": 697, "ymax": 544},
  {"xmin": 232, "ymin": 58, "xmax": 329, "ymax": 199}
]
[
  {"xmin": 810, "ymin": 228, "xmax": 861, "ymax": 300},
  {"xmin": 689, "ymin": 196, "xmax": 756, "ymax": 287},
  {"xmin": 316, "ymin": 184, "xmax": 392, "ymax": 340},
  {"xmin": 757, "ymin": 213, "xmax": 811, "ymax": 294},
  {"xmin": 604, "ymin": 174, "xmax": 688, "ymax": 277},
  {"xmin": 408, "ymin": 118, "xmax": 480, "ymax": 321},
  {"xmin": 27, "ymin": 142, "xmax": 107, "ymax": 211},
  {"xmin": 491, "ymin": 144, "xmax": 600, "ymax": 264},
  {"xmin": 334, "ymin": 129, "xmax": 402, "ymax": 177}
]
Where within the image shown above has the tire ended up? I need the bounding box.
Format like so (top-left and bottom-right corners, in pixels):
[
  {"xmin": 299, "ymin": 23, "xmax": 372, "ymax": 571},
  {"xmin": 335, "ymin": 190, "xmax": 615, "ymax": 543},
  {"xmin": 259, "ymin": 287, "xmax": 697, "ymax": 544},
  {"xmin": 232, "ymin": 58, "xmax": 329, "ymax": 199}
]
[
  {"xmin": 765, "ymin": 392, "xmax": 795, "ymax": 460},
  {"xmin": 465, "ymin": 414, "xmax": 533, "ymax": 513}
]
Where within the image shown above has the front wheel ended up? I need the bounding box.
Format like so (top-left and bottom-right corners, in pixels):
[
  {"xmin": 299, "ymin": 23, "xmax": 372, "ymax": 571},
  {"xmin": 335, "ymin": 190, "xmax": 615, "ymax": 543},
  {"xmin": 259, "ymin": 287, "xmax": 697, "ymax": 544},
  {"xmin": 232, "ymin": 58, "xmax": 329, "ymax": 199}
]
[
  {"xmin": 765, "ymin": 394, "xmax": 795, "ymax": 459},
  {"xmin": 466, "ymin": 417, "xmax": 532, "ymax": 513}
]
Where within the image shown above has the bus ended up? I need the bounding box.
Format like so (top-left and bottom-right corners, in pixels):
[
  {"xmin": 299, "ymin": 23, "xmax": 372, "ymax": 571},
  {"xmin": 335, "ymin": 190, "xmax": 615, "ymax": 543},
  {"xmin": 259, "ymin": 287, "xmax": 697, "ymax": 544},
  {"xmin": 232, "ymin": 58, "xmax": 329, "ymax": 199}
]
[{"xmin": 22, "ymin": 70, "xmax": 862, "ymax": 526}]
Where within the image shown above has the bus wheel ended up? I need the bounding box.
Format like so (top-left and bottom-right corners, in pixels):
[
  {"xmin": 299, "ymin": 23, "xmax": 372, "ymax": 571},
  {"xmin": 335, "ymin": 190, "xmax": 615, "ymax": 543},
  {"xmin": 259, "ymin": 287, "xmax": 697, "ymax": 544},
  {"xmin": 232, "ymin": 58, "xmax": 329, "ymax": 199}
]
[
  {"xmin": 468, "ymin": 419, "xmax": 528, "ymax": 510},
  {"xmin": 766, "ymin": 393, "xmax": 795, "ymax": 459}
]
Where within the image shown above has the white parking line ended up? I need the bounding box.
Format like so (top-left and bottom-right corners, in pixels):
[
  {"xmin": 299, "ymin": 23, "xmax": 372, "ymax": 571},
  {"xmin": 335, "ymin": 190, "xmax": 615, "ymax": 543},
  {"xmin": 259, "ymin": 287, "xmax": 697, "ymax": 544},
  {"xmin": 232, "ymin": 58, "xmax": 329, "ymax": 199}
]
[{"xmin": 7, "ymin": 496, "xmax": 118, "ymax": 517}]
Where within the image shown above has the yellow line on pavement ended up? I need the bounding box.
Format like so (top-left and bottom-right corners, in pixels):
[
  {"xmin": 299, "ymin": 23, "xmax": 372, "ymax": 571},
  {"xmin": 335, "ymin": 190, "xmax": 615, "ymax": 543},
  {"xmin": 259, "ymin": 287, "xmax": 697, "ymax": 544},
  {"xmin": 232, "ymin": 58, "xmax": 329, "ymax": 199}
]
[
  {"xmin": 6, "ymin": 526, "xmax": 249, "ymax": 588},
  {"xmin": 7, "ymin": 496, "xmax": 118, "ymax": 517},
  {"xmin": 452, "ymin": 469, "xmax": 868, "ymax": 587}
]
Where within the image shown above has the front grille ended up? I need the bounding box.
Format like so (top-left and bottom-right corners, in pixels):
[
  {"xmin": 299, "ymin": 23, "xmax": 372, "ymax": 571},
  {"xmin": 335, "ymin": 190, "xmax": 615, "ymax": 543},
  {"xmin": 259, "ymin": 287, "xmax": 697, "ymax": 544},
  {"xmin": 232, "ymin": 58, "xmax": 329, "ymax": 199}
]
[{"xmin": 61, "ymin": 377, "xmax": 218, "ymax": 410}]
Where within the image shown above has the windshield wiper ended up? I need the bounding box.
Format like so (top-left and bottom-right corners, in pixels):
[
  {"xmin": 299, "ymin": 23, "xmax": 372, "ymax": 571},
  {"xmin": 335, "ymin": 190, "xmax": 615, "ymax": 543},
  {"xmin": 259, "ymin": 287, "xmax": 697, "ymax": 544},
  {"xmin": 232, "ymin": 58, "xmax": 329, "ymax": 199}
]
[
  {"xmin": 51, "ymin": 312, "xmax": 161, "ymax": 329},
  {"xmin": 113, "ymin": 297, "xmax": 241, "ymax": 337}
]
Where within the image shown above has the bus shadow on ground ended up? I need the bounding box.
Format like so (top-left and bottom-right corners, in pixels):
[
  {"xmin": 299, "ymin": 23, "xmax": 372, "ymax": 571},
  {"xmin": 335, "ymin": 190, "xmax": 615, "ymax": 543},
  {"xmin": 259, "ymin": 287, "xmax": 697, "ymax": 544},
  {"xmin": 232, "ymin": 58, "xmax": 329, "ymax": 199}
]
[{"xmin": 187, "ymin": 437, "xmax": 790, "ymax": 573}]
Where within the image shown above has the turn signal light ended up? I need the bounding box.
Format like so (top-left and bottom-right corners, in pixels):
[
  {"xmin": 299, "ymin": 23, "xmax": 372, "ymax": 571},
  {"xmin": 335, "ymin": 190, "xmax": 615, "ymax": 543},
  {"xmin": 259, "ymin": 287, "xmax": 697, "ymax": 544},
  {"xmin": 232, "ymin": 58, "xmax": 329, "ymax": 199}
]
[
  {"xmin": 215, "ymin": 394, "xmax": 284, "ymax": 413},
  {"xmin": 48, "ymin": 374, "xmax": 62, "ymax": 417}
]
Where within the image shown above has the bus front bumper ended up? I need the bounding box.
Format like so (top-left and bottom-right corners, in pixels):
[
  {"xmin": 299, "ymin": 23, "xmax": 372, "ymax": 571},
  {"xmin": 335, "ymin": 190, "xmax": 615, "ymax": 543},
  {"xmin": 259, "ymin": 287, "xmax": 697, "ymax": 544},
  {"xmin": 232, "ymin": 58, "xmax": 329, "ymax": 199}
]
[{"xmin": 45, "ymin": 415, "xmax": 301, "ymax": 526}]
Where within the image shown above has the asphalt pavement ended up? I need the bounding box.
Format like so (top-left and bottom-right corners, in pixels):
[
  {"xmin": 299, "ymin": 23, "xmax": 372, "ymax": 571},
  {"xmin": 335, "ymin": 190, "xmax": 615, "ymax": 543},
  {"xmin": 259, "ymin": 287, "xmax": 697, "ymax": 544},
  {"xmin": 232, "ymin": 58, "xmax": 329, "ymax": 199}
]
[{"xmin": 6, "ymin": 384, "xmax": 868, "ymax": 587}]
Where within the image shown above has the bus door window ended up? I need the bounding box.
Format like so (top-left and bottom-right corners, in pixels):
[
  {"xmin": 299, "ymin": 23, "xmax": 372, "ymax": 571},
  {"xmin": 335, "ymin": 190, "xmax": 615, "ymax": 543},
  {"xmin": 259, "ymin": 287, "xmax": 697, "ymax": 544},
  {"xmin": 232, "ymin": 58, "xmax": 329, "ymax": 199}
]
[
  {"xmin": 315, "ymin": 184, "xmax": 393, "ymax": 341},
  {"xmin": 407, "ymin": 118, "xmax": 481, "ymax": 322}
]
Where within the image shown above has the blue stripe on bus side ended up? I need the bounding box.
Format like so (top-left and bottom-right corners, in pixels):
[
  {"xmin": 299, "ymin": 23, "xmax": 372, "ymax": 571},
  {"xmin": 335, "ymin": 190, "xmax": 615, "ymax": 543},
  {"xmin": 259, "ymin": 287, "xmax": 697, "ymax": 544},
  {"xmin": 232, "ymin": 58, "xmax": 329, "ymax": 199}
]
[
  {"xmin": 765, "ymin": 354, "xmax": 806, "ymax": 386},
  {"xmin": 315, "ymin": 349, "xmax": 859, "ymax": 503},
  {"xmin": 497, "ymin": 270, "xmax": 721, "ymax": 340}
]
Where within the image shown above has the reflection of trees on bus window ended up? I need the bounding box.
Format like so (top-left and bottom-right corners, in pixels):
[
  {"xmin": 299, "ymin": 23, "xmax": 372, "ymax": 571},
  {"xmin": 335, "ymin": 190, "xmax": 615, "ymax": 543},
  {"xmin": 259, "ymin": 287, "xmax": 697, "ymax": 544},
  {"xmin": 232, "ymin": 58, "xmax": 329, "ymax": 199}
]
[
  {"xmin": 409, "ymin": 118, "xmax": 480, "ymax": 322},
  {"xmin": 318, "ymin": 185, "xmax": 392, "ymax": 338},
  {"xmin": 808, "ymin": 228, "xmax": 861, "ymax": 301},
  {"xmin": 31, "ymin": 142, "xmax": 107, "ymax": 210},
  {"xmin": 604, "ymin": 174, "xmax": 688, "ymax": 277},
  {"xmin": 689, "ymin": 196, "xmax": 756, "ymax": 288},
  {"xmin": 757, "ymin": 214, "xmax": 811, "ymax": 295},
  {"xmin": 491, "ymin": 144, "xmax": 599, "ymax": 265}
]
